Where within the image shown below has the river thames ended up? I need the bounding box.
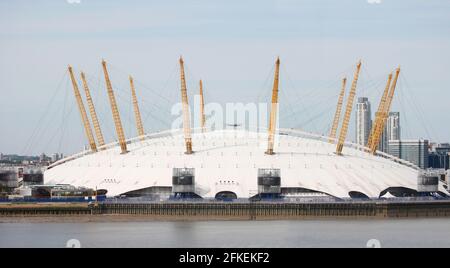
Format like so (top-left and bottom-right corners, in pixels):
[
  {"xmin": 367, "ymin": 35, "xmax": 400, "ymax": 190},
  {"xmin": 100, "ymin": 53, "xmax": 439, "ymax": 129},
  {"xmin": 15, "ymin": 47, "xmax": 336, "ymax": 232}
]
[{"xmin": 1, "ymin": 218, "xmax": 450, "ymax": 248}]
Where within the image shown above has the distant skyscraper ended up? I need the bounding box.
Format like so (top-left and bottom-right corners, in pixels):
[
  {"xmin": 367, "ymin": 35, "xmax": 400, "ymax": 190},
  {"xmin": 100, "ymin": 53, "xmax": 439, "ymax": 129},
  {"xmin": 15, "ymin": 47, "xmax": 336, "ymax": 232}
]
[
  {"xmin": 388, "ymin": 139, "xmax": 429, "ymax": 169},
  {"xmin": 387, "ymin": 112, "xmax": 401, "ymax": 140},
  {"xmin": 51, "ymin": 153, "xmax": 59, "ymax": 163},
  {"xmin": 356, "ymin": 97, "xmax": 372, "ymax": 146},
  {"xmin": 379, "ymin": 112, "xmax": 401, "ymax": 153},
  {"xmin": 428, "ymin": 143, "xmax": 450, "ymax": 170}
]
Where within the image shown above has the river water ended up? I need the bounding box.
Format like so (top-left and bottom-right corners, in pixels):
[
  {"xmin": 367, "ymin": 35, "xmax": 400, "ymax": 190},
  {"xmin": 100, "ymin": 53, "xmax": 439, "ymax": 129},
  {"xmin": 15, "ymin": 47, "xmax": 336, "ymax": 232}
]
[{"xmin": 1, "ymin": 218, "xmax": 449, "ymax": 248}]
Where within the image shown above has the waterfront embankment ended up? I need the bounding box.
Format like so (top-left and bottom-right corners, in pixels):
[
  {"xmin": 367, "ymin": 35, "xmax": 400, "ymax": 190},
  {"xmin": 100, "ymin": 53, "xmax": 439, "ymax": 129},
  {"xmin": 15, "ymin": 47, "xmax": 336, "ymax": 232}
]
[{"xmin": 2, "ymin": 200, "xmax": 450, "ymax": 222}]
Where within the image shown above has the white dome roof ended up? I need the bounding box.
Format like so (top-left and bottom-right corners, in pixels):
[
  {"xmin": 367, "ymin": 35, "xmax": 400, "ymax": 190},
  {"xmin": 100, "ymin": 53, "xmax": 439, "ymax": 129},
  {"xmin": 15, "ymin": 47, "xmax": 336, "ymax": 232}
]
[{"xmin": 44, "ymin": 128, "xmax": 446, "ymax": 198}]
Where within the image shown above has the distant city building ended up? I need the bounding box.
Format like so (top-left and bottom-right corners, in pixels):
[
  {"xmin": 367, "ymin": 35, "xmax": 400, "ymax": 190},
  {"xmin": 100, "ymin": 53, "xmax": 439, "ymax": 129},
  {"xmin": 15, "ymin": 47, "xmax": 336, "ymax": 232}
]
[
  {"xmin": 387, "ymin": 112, "xmax": 401, "ymax": 140},
  {"xmin": 379, "ymin": 112, "xmax": 401, "ymax": 153},
  {"xmin": 39, "ymin": 153, "xmax": 51, "ymax": 164},
  {"xmin": 428, "ymin": 143, "xmax": 450, "ymax": 170},
  {"xmin": 388, "ymin": 139, "xmax": 429, "ymax": 169},
  {"xmin": 51, "ymin": 153, "xmax": 63, "ymax": 163},
  {"xmin": 0, "ymin": 154, "xmax": 46, "ymax": 168},
  {"xmin": 356, "ymin": 97, "xmax": 372, "ymax": 146}
]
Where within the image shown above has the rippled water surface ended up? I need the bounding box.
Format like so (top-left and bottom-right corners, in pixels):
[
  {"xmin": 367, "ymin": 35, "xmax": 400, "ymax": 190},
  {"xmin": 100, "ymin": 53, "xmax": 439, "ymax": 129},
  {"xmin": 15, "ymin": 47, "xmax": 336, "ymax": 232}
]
[{"xmin": 1, "ymin": 218, "xmax": 449, "ymax": 248}]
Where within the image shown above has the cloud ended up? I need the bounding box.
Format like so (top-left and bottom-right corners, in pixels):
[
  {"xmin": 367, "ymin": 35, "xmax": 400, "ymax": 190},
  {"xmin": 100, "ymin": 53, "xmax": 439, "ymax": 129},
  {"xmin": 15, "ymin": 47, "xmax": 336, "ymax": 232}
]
[
  {"xmin": 67, "ymin": 0, "xmax": 81, "ymax": 4},
  {"xmin": 367, "ymin": 0, "xmax": 382, "ymax": 4}
]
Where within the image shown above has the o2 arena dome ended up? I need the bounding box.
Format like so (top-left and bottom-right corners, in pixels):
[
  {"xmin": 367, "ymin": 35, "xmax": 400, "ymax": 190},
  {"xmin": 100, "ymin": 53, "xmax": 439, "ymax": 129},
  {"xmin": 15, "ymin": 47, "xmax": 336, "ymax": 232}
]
[
  {"xmin": 45, "ymin": 128, "xmax": 447, "ymax": 199},
  {"xmin": 44, "ymin": 58, "xmax": 448, "ymax": 200}
]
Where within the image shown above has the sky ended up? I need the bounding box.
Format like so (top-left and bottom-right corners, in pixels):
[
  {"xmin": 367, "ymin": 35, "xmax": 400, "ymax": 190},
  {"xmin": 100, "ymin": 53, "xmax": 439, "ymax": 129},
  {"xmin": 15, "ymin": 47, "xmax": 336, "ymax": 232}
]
[{"xmin": 0, "ymin": 0, "xmax": 449, "ymax": 155}]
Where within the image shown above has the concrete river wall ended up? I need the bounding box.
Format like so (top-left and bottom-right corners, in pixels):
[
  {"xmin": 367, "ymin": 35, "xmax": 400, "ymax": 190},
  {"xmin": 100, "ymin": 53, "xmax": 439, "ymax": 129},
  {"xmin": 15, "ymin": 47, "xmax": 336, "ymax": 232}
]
[{"xmin": 2, "ymin": 201, "xmax": 450, "ymax": 219}]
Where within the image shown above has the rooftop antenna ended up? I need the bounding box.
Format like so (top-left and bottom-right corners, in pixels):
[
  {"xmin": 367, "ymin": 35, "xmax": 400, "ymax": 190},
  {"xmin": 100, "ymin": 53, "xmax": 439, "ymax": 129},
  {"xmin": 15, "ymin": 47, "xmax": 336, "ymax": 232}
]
[
  {"xmin": 129, "ymin": 75, "xmax": 145, "ymax": 141},
  {"xmin": 266, "ymin": 57, "xmax": 281, "ymax": 155},
  {"xmin": 199, "ymin": 79, "xmax": 206, "ymax": 132},
  {"xmin": 336, "ymin": 60, "xmax": 362, "ymax": 155},
  {"xmin": 329, "ymin": 77, "xmax": 347, "ymax": 143},
  {"xmin": 179, "ymin": 56, "xmax": 193, "ymax": 154},
  {"xmin": 101, "ymin": 59, "xmax": 128, "ymax": 154},
  {"xmin": 68, "ymin": 65, "xmax": 97, "ymax": 152},
  {"xmin": 369, "ymin": 66, "xmax": 400, "ymax": 154},
  {"xmin": 80, "ymin": 71, "xmax": 105, "ymax": 148},
  {"xmin": 367, "ymin": 72, "xmax": 393, "ymax": 149}
]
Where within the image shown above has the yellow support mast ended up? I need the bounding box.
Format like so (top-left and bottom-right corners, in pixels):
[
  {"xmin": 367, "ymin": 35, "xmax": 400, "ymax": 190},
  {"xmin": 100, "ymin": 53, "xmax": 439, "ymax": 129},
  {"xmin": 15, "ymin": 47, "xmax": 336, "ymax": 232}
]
[
  {"xmin": 68, "ymin": 65, "xmax": 97, "ymax": 152},
  {"xmin": 80, "ymin": 71, "xmax": 105, "ymax": 148},
  {"xmin": 101, "ymin": 60, "xmax": 128, "ymax": 154},
  {"xmin": 367, "ymin": 73, "xmax": 392, "ymax": 149},
  {"xmin": 129, "ymin": 75, "xmax": 145, "ymax": 141},
  {"xmin": 329, "ymin": 77, "xmax": 347, "ymax": 143},
  {"xmin": 336, "ymin": 61, "xmax": 362, "ymax": 155},
  {"xmin": 369, "ymin": 67, "xmax": 400, "ymax": 154},
  {"xmin": 179, "ymin": 56, "xmax": 193, "ymax": 154},
  {"xmin": 266, "ymin": 57, "xmax": 281, "ymax": 155},
  {"xmin": 199, "ymin": 79, "xmax": 206, "ymax": 132}
]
